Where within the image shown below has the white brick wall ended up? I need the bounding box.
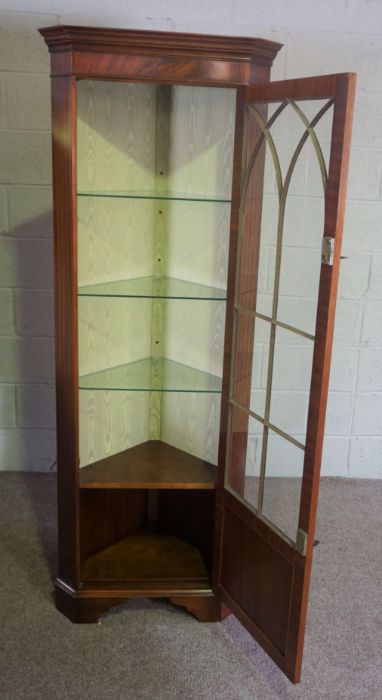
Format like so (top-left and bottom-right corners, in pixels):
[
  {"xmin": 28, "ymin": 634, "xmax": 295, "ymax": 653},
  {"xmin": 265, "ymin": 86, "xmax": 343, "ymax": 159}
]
[{"xmin": 0, "ymin": 1, "xmax": 381, "ymax": 477}]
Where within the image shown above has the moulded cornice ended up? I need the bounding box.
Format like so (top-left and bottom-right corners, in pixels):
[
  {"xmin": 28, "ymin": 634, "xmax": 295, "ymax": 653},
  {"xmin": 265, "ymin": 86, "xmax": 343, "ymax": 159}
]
[{"xmin": 39, "ymin": 25, "xmax": 282, "ymax": 66}]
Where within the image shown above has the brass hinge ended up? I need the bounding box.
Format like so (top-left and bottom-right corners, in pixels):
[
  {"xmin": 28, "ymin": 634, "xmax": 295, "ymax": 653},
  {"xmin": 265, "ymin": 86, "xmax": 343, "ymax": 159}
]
[
  {"xmin": 296, "ymin": 529, "xmax": 308, "ymax": 556},
  {"xmin": 321, "ymin": 236, "xmax": 335, "ymax": 265}
]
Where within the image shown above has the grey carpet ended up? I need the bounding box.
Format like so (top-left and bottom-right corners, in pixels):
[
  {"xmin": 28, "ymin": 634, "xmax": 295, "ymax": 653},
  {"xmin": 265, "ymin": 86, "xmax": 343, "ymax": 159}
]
[{"xmin": 0, "ymin": 473, "xmax": 381, "ymax": 700}]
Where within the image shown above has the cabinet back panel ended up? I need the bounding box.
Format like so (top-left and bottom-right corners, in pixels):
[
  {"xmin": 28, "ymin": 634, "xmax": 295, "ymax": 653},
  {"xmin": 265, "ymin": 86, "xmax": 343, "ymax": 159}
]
[
  {"xmin": 77, "ymin": 81, "xmax": 235, "ymax": 466},
  {"xmin": 80, "ymin": 489, "xmax": 148, "ymax": 561},
  {"xmin": 77, "ymin": 81, "xmax": 157, "ymax": 192},
  {"xmin": 77, "ymin": 81, "xmax": 157, "ymax": 465},
  {"xmin": 79, "ymin": 391, "xmax": 151, "ymax": 468},
  {"xmin": 158, "ymin": 490, "xmax": 215, "ymax": 572},
  {"xmin": 160, "ymin": 393, "xmax": 221, "ymax": 465}
]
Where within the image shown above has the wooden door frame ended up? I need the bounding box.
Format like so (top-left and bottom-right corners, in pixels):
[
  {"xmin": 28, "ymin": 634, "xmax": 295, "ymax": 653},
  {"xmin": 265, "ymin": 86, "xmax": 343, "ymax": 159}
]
[{"xmin": 213, "ymin": 73, "xmax": 356, "ymax": 683}]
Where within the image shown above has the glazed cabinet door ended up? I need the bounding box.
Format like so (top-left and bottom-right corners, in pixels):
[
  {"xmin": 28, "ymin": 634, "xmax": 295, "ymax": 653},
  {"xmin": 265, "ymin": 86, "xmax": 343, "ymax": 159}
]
[{"xmin": 214, "ymin": 74, "xmax": 355, "ymax": 682}]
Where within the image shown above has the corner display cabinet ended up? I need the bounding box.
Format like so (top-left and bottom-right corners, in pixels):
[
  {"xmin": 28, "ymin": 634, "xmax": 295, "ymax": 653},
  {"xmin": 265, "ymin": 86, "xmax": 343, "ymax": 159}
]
[{"xmin": 40, "ymin": 24, "xmax": 355, "ymax": 683}]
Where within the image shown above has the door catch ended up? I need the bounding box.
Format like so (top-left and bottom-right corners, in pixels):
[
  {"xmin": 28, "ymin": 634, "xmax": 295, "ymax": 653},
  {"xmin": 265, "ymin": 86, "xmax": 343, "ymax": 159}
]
[
  {"xmin": 321, "ymin": 237, "xmax": 335, "ymax": 265},
  {"xmin": 296, "ymin": 529, "xmax": 308, "ymax": 556}
]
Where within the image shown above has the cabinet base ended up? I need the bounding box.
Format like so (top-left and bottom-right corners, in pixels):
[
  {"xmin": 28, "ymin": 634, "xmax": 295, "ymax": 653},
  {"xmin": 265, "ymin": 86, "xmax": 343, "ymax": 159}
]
[
  {"xmin": 55, "ymin": 579, "xmax": 229, "ymax": 624},
  {"xmin": 169, "ymin": 595, "xmax": 229, "ymax": 622},
  {"xmin": 55, "ymin": 585, "xmax": 125, "ymax": 623}
]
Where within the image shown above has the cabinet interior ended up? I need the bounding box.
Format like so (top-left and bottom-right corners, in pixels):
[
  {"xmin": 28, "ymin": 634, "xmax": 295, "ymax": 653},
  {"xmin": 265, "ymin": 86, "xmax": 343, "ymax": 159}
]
[
  {"xmin": 80, "ymin": 488, "xmax": 215, "ymax": 585},
  {"xmin": 76, "ymin": 80, "xmax": 236, "ymax": 580}
]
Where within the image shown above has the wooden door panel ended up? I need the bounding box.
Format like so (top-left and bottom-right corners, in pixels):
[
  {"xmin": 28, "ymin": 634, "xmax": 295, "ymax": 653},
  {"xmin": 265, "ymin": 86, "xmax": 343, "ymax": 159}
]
[
  {"xmin": 215, "ymin": 73, "xmax": 356, "ymax": 683},
  {"xmin": 221, "ymin": 506, "xmax": 293, "ymax": 654},
  {"xmin": 216, "ymin": 488, "xmax": 306, "ymax": 679}
]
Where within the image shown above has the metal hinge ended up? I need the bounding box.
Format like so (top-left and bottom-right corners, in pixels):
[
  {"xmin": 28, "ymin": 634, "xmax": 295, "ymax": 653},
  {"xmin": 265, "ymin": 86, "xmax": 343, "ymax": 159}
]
[
  {"xmin": 321, "ymin": 237, "xmax": 335, "ymax": 265},
  {"xmin": 296, "ymin": 529, "xmax": 308, "ymax": 556}
]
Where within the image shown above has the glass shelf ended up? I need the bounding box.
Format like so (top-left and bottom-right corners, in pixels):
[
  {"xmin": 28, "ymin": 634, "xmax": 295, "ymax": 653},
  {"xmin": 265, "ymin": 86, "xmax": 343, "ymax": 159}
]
[
  {"xmin": 78, "ymin": 276, "xmax": 227, "ymax": 300},
  {"xmin": 77, "ymin": 190, "xmax": 231, "ymax": 203},
  {"xmin": 79, "ymin": 357, "xmax": 222, "ymax": 393}
]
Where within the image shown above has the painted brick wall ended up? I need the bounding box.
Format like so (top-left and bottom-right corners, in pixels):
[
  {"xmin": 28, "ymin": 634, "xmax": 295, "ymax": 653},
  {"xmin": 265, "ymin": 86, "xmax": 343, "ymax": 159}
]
[{"xmin": 0, "ymin": 1, "xmax": 381, "ymax": 477}]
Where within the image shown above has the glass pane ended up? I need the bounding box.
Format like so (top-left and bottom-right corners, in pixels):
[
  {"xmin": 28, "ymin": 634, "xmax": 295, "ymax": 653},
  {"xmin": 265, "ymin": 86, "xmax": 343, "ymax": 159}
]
[
  {"xmin": 271, "ymin": 100, "xmax": 332, "ymax": 336},
  {"xmin": 251, "ymin": 317, "xmax": 270, "ymax": 418},
  {"xmin": 256, "ymin": 194, "xmax": 276, "ymax": 318},
  {"xmin": 225, "ymin": 96, "xmax": 334, "ymax": 546},
  {"xmin": 226, "ymin": 404, "xmax": 262, "ymax": 508},
  {"xmin": 269, "ymin": 327, "xmax": 313, "ymax": 440},
  {"xmin": 231, "ymin": 312, "xmax": 270, "ymax": 418},
  {"xmin": 236, "ymin": 99, "xmax": 333, "ymax": 329},
  {"xmin": 276, "ymin": 102, "xmax": 333, "ymax": 336},
  {"xmin": 262, "ymin": 432, "xmax": 305, "ymax": 542},
  {"xmin": 237, "ymin": 108, "xmax": 272, "ymax": 313},
  {"xmin": 78, "ymin": 276, "xmax": 226, "ymax": 300}
]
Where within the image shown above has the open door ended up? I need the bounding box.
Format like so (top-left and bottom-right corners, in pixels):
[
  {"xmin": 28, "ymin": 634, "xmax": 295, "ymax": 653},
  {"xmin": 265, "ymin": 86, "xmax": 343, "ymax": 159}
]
[{"xmin": 213, "ymin": 74, "xmax": 356, "ymax": 683}]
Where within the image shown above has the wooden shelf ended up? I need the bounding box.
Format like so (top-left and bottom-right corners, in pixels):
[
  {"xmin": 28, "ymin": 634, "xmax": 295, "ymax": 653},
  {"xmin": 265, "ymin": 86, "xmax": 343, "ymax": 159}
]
[
  {"xmin": 79, "ymin": 440, "xmax": 217, "ymax": 490},
  {"xmin": 80, "ymin": 532, "xmax": 210, "ymax": 583}
]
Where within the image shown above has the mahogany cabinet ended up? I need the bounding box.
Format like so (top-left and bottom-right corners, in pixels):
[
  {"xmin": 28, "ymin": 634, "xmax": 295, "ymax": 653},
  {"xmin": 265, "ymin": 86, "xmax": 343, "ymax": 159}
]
[{"xmin": 40, "ymin": 25, "xmax": 355, "ymax": 683}]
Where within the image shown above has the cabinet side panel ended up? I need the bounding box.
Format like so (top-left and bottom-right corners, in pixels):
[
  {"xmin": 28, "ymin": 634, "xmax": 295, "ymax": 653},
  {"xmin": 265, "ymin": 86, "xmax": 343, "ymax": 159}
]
[
  {"xmin": 167, "ymin": 86, "xmax": 235, "ymax": 202},
  {"xmin": 160, "ymin": 393, "xmax": 221, "ymax": 465},
  {"xmin": 80, "ymin": 490, "xmax": 148, "ymax": 560},
  {"xmin": 77, "ymin": 81, "xmax": 157, "ymax": 193},
  {"xmin": 51, "ymin": 76, "xmax": 80, "ymax": 586},
  {"xmin": 79, "ymin": 392, "xmax": 151, "ymax": 467}
]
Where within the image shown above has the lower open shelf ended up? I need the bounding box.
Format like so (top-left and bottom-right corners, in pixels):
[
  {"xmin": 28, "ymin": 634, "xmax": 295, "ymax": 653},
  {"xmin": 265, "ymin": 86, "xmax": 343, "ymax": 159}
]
[
  {"xmin": 80, "ymin": 532, "xmax": 210, "ymax": 586},
  {"xmin": 79, "ymin": 440, "xmax": 217, "ymax": 489}
]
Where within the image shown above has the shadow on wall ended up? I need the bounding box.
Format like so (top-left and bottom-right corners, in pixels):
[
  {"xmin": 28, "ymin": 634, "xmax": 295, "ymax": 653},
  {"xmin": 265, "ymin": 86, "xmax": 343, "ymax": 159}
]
[
  {"xmin": 0, "ymin": 197, "xmax": 56, "ymax": 577},
  {"xmin": 0, "ymin": 207, "xmax": 56, "ymax": 472},
  {"xmin": 0, "ymin": 12, "xmax": 58, "ymax": 474},
  {"xmin": 0, "ymin": 11, "xmax": 70, "ymax": 585}
]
